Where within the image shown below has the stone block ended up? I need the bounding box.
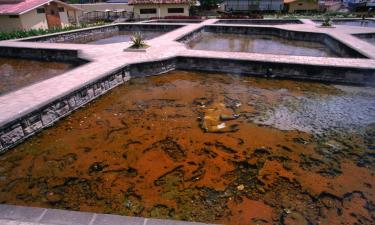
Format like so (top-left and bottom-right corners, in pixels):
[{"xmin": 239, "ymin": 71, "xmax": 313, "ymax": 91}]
[
  {"xmin": 21, "ymin": 114, "xmax": 43, "ymax": 136},
  {"xmin": 0, "ymin": 124, "xmax": 24, "ymax": 147},
  {"xmin": 93, "ymin": 84, "xmax": 103, "ymax": 96},
  {"xmin": 41, "ymin": 108, "xmax": 57, "ymax": 126},
  {"xmin": 75, "ymin": 89, "xmax": 90, "ymax": 106},
  {"xmin": 67, "ymin": 95, "xmax": 77, "ymax": 109},
  {"xmin": 53, "ymin": 101, "xmax": 70, "ymax": 117},
  {"xmin": 115, "ymin": 73, "xmax": 123, "ymax": 84},
  {"xmin": 87, "ymin": 88, "xmax": 95, "ymax": 99},
  {"xmin": 108, "ymin": 75, "xmax": 118, "ymax": 88},
  {"xmin": 104, "ymin": 80, "xmax": 110, "ymax": 90}
]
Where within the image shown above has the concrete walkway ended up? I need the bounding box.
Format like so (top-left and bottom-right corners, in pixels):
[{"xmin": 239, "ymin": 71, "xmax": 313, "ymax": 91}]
[{"xmin": 0, "ymin": 204, "xmax": 218, "ymax": 225}]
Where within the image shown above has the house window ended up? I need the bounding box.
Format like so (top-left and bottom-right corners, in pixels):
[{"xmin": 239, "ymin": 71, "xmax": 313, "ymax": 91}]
[
  {"xmin": 168, "ymin": 8, "xmax": 184, "ymax": 13},
  {"xmin": 8, "ymin": 15, "xmax": 19, "ymax": 18},
  {"xmin": 36, "ymin": 8, "xmax": 45, "ymax": 14},
  {"xmin": 140, "ymin": 8, "xmax": 157, "ymax": 14},
  {"xmin": 58, "ymin": 7, "xmax": 64, "ymax": 12}
]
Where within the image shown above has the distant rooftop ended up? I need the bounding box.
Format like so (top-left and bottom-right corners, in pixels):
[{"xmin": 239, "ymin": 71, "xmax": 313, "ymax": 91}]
[
  {"xmin": 128, "ymin": 0, "xmax": 194, "ymax": 5},
  {"xmin": 106, "ymin": 0, "xmax": 128, "ymax": 3},
  {"xmin": 0, "ymin": 0, "xmax": 81, "ymax": 15}
]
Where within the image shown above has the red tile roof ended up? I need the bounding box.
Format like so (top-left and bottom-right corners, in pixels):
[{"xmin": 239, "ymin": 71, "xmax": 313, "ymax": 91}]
[
  {"xmin": 129, "ymin": 0, "xmax": 194, "ymax": 5},
  {"xmin": 0, "ymin": 0, "xmax": 81, "ymax": 15}
]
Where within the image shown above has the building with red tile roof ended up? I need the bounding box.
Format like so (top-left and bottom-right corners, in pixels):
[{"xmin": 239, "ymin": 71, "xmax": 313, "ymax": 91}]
[
  {"xmin": 128, "ymin": 0, "xmax": 195, "ymax": 19},
  {"xmin": 284, "ymin": 0, "xmax": 319, "ymax": 13},
  {"xmin": 0, "ymin": 0, "xmax": 82, "ymax": 32}
]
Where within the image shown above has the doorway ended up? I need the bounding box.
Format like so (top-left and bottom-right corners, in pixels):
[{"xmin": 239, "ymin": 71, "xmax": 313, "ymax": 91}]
[{"xmin": 45, "ymin": 2, "xmax": 61, "ymax": 29}]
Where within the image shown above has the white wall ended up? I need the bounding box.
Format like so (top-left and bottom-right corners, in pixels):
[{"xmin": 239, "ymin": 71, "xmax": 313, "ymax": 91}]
[
  {"xmin": 133, "ymin": 4, "xmax": 189, "ymax": 19},
  {"xmin": 0, "ymin": 15, "xmax": 23, "ymax": 32},
  {"xmin": 20, "ymin": 9, "xmax": 48, "ymax": 30},
  {"xmin": 72, "ymin": 3, "xmax": 133, "ymax": 17},
  {"xmin": 59, "ymin": 7, "xmax": 70, "ymax": 27}
]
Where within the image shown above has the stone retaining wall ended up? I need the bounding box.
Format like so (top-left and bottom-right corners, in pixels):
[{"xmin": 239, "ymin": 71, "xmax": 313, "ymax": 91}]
[
  {"xmin": 354, "ymin": 32, "xmax": 375, "ymax": 42},
  {"xmin": 20, "ymin": 24, "xmax": 183, "ymax": 44},
  {"xmin": 176, "ymin": 57, "xmax": 375, "ymax": 85},
  {"xmin": 0, "ymin": 46, "xmax": 87, "ymax": 64},
  {"xmin": 216, "ymin": 19, "xmax": 303, "ymax": 25}
]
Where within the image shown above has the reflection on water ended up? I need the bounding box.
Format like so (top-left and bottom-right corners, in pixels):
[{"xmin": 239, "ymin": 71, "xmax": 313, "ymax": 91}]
[
  {"xmin": 0, "ymin": 57, "xmax": 76, "ymax": 96},
  {"xmin": 186, "ymin": 32, "xmax": 339, "ymax": 57},
  {"xmin": 0, "ymin": 71, "xmax": 374, "ymax": 225}
]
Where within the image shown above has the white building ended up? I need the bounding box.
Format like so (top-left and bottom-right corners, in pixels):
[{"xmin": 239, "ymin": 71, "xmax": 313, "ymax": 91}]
[
  {"xmin": 129, "ymin": 0, "xmax": 194, "ymax": 19},
  {"xmin": 224, "ymin": 0, "xmax": 284, "ymax": 12},
  {"xmin": 0, "ymin": 0, "xmax": 82, "ymax": 32}
]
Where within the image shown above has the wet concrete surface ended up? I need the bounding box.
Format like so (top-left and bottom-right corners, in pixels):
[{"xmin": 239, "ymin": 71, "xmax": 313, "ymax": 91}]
[
  {"xmin": 0, "ymin": 71, "xmax": 374, "ymax": 225},
  {"xmin": 0, "ymin": 57, "xmax": 76, "ymax": 96},
  {"xmin": 186, "ymin": 32, "xmax": 339, "ymax": 57},
  {"xmin": 68, "ymin": 31, "xmax": 165, "ymax": 45}
]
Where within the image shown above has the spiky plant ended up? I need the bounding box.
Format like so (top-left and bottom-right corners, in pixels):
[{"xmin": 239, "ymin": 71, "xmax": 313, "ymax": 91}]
[
  {"xmin": 322, "ymin": 16, "xmax": 333, "ymax": 27},
  {"xmin": 130, "ymin": 32, "xmax": 146, "ymax": 48}
]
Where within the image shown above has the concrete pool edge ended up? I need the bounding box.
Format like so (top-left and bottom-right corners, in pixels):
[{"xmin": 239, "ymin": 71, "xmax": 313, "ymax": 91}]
[
  {"xmin": 0, "ymin": 204, "xmax": 219, "ymax": 225},
  {"xmin": 0, "ymin": 46, "xmax": 88, "ymax": 64}
]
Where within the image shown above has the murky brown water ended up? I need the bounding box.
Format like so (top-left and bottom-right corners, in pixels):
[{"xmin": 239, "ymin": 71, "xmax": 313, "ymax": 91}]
[
  {"xmin": 0, "ymin": 71, "xmax": 374, "ymax": 225},
  {"xmin": 69, "ymin": 31, "xmax": 165, "ymax": 45},
  {"xmin": 0, "ymin": 57, "xmax": 76, "ymax": 96},
  {"xmin": 186, "ymin": 32, "xmax": 339, "ymax": 57}
]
